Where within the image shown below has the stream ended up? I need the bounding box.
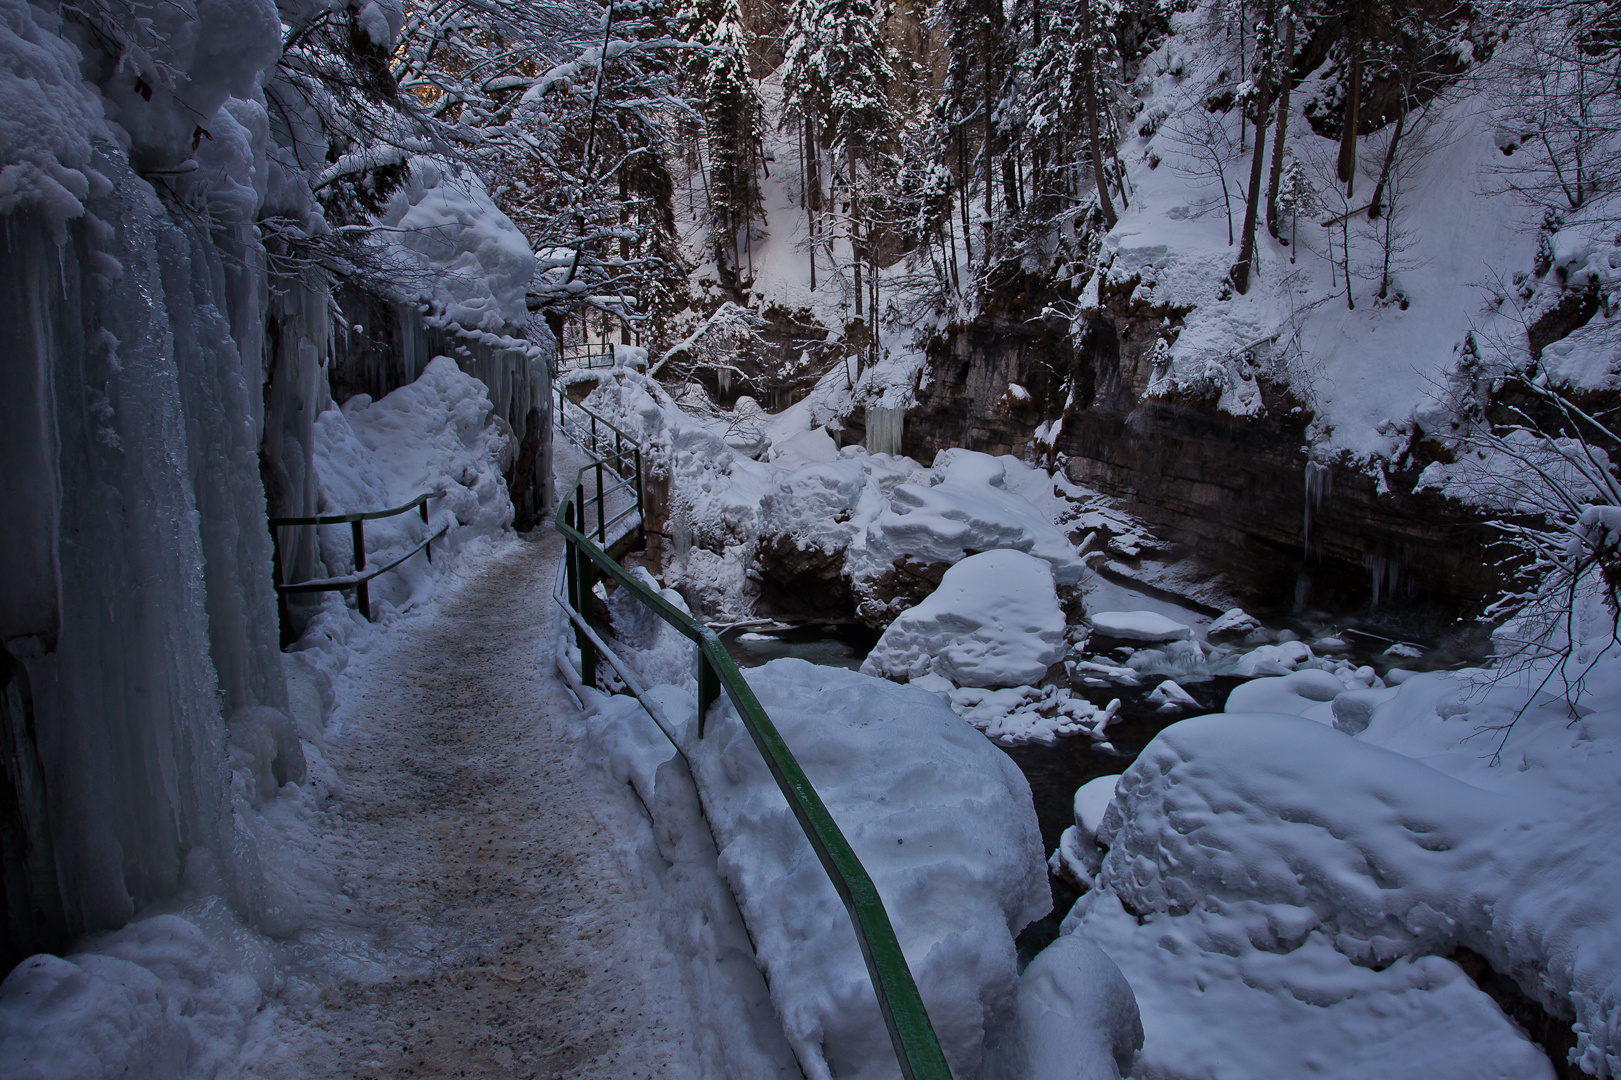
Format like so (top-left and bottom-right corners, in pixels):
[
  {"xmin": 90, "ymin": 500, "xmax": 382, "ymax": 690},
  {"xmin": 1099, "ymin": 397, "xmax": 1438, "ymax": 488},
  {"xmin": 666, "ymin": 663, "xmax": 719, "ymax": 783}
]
[{"xmin": 716, "ymin": 575, "xmax": 1490, "ymax": 965}]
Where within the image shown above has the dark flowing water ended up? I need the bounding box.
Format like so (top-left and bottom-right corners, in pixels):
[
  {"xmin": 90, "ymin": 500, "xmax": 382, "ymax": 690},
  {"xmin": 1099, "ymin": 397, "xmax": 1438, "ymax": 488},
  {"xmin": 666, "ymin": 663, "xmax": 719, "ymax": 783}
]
[{"xmin": 713, "ymin": 603, "xmax": 1490, "ymax": 966}]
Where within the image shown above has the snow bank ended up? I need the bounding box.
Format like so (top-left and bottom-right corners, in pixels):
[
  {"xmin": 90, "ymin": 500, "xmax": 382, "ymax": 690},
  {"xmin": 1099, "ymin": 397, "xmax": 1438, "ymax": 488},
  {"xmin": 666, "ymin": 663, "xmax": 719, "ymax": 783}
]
[
  {"xmin": 378, "ymin": 157, "xmax": 535, "ymax": 333},
  {"xmin": 0, "ymin": 916, "xmax": 263, "ymax": 1080},
  {"xmin": 306, "ymin": 356, "xmax": 515, "ymax": 620},
  {"xmin": 582, "ymin": 659, "xmax": 1049, "ymax": 1080},
  {"xmin": 862, "ymin": 550, "xmax": 1066, "ymax": 688}
]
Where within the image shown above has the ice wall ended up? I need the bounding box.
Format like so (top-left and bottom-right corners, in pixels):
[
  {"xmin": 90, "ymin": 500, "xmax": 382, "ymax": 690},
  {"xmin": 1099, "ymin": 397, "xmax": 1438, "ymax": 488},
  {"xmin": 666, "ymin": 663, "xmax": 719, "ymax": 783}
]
[
  {"xmin": 328, "ymin": 283, "xmax": 554, "ymax": 530},
  {"xmin": 0, "ymin": 0, "xmax": 550, "ymax": 974}
]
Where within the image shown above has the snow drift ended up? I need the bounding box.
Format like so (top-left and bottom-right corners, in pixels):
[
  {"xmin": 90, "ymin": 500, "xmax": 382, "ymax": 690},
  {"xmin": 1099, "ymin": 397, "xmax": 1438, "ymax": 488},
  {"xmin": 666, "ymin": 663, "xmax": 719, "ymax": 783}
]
[{"xmin": 580, "ymin": 659, "xmax": 1051, "ymax": 1080}]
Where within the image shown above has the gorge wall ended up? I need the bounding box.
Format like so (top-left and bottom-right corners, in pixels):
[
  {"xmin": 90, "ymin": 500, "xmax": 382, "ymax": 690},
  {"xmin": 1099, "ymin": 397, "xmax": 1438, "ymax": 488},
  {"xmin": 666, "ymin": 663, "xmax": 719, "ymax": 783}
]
[{"xmin": 898, "ymin": 286, "xmax": 1501, "ymax": 622}]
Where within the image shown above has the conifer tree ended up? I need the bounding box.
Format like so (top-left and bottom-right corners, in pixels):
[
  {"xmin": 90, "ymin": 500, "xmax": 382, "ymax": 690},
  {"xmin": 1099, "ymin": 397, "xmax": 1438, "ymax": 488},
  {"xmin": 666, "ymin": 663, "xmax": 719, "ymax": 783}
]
[
  {"xmin": 685, "ymin": 0, "xmax": 767, "ymax": 279},
  {"xmin": 782, "ymin": 0, "xmax": 896, "ymax": 310}
]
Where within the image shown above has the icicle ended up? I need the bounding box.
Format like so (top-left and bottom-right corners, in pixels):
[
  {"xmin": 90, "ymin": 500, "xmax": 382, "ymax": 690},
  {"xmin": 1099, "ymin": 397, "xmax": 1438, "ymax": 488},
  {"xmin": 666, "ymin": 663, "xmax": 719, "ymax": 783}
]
[
  {"xmin": 1365, "ymin": 552, "xmax": 1400, "ymax": 610},
  {"xmin": 1303, "ymin": 460, "xmax": 1332, "ymax": 558},
  {"xmin": 865, "ymin": 406, "xmax": 904, "ymax": 456}
]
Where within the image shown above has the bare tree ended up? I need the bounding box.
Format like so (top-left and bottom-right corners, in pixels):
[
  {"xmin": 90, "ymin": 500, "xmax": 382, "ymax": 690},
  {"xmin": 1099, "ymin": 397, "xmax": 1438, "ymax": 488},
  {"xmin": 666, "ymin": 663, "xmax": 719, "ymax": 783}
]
[{"xmin": 1163, "ymin": 96, "xmax": 1245, "ymax": 245}]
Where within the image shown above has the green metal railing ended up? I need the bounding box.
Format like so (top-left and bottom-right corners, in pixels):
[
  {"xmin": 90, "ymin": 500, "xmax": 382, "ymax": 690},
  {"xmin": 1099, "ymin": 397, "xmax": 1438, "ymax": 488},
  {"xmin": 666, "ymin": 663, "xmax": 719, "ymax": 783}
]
[
  {"xmin": 552, "ymin": 399, "xmax": 953, "ymax": 1080},
  {"xmin": 558, "ymin": 341, "xmax": 618, "ymax": 370},
  {"xmin": 270, "ymin": 491, "xmax": 447, "ymax": 646}
]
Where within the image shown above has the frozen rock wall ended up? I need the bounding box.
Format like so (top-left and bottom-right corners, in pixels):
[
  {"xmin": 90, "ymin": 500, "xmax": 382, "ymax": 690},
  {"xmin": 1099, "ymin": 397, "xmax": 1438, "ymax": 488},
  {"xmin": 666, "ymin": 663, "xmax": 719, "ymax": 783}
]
[
  {"xmin": 0, "ymin": 158, "xmax": 305, "ymax": 967},
  {"xmin": 0, "ymin": 0, "xmax": 544, "ymax": 973}
]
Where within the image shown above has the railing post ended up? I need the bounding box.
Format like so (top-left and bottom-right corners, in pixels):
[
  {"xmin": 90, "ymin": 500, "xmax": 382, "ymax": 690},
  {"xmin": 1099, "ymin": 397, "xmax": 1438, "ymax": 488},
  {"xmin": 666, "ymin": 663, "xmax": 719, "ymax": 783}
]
[
  {"xmin": 271, "ymin": 526, "xmax": 293, "ymax": 649},
  {"xmin": 696, "ymin": 647, "xmax": 720, "ymax": 736},
  {"xmin": 419, "ymin": 498, "xmax": 433, "ymax": 563},
  {"xmin": 352, "ymin": 519, "xmax": 370, "ymax": 621},
  {"xmin": 595, "ymin": 460, "xmax": 607, "ymax": 542},
  {"xmin": 574, "ymin": 482, "xmax": 597, "ymax": 688},
  {"xmin": 633, "ymin": 447, "xmax": 644, "ymax": 527},
  {"xmin": 564, "ymin": 500, "xmax": 578, "ymax": 604}
]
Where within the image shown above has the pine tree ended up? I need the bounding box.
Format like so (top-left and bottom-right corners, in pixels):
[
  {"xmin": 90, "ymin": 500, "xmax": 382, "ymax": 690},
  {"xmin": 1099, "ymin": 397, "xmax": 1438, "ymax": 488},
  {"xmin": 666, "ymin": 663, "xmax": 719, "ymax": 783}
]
[
  {"xmin": 688, "ymin": 0, "xmax": 767, "ymax": 279},
  {"xmin": 782, "ymin": 0, "xmax": 896, "ymax": 310}
]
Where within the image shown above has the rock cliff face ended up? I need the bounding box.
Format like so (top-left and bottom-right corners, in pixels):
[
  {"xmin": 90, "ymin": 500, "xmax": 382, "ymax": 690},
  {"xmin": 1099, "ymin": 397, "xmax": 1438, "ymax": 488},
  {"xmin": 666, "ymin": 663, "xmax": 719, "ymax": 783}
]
[{"xmin": 900, "ymin": 288, "xmax": 1500, "ymax": 619}]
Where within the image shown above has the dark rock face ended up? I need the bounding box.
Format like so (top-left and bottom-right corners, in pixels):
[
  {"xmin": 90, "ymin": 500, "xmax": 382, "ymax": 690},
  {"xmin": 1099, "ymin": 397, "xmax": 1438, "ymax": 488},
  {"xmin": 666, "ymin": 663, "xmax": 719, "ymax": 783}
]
[
  {"xmin": 851, "ymin": 557, "xmax": 954, "ymax": 628},
  {"xmin": 755, "ymin": 534, "xmax": 856, "ymax": 617},
  {"xmin": 903, "ymin": 294, "xmax": 1501, "ymax": 619}
]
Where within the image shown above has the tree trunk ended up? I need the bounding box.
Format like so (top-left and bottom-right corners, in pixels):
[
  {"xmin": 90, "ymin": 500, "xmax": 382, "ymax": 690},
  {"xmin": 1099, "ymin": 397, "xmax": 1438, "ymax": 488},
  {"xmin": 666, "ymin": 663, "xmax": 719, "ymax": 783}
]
[
  {"xmin": 983, "ymin": 37, "xmax": 996, "ymax": 256},
  {"xmin": 959, "ymin": 126, "xmax": 974, "ymax": 265},
  {"xmin": 806, "ymin": 117, "xmax": 818, "ymax": 292},
  {"xmin": 851, "ymin": 145, "xmax": 863, "ymax": 317},
  {"xmin": 1367, "ymin": 106, "xmax": 1405, "ymax": 221},
  {"xmin": 1231, "ymin": 0, "xmax": 1274, "ymax": 294},
  {"xmin": 1265, "ymin": 12, "xmax": 1294, "ymax": 237},
  {"xmin": 1337, "ymin": 26, "xmax": 1362, "ymax": 193},
  {"xmin": 1080, "ymin": 0, "xmax": 1118, "ymax": 229}
]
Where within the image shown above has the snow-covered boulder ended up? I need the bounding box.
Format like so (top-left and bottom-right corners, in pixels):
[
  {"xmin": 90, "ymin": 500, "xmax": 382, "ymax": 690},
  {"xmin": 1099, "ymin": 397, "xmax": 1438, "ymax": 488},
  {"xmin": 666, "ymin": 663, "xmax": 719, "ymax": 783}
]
[
  {"xmin": 1088, "ymin": 611, "xmax": 1191, "ymax": 642},
  {"xmin": 1206, "ymin": 607, "xmax": 1261, "ymax": 639},
  {"xmin": 757, "ymin": 459, "xmax": 886, "ymax": 558},
  {"xmin": 848, "ymin": 451, "xmax": 1084, "ymax": 626},
  {"xmin": 1063, "ymin": 708, "xmax": 1615, "ymax": 1079},
  {"xmin": 1222, "ymin": 668, "xmax": 1345, "ymax": 722},
  {"xmin": 596, "ymin": 658, "xmax": 1048, "ymax": 1080},
  {"xmin": 1146, "ymin": 679, "xmax": 1198, "ymax": 711},
  {"xmin": 861, "ymin": 550, "xmax": 1066, "ymax": 688},
  {"xmin": 982, "ymin": 933, "xmax": 1143, "ymax": 1080}
]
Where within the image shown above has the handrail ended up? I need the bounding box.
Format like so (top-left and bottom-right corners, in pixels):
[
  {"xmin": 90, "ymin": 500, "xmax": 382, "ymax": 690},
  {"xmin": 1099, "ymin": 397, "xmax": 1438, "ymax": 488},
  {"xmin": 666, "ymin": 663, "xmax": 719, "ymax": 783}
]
[
  {"xmin": 552, "ymin": 415, "xmax": 953, "ymax": 1080},
  {"xmin": 269, "ymin": 490, "xmax": 447, "ymax": 645},
  {"xmin": 267, "ymin": 490, "xmax": 445, "ymax": 527},
  {"xmin": 558, "ymin": 341, "xmax": 617, "ymax": 369}
]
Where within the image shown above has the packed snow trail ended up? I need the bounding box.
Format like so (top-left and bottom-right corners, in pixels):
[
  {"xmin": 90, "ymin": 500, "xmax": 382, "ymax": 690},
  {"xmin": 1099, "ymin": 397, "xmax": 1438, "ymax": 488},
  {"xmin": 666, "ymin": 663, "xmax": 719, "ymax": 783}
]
[{"xmin": 250, "ymin": 530, "xmax": 706, "ymax": 1079}]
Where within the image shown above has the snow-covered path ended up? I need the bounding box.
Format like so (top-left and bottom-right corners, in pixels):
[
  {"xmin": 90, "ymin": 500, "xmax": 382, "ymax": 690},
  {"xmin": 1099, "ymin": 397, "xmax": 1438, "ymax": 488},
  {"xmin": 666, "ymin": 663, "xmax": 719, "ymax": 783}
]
[{"xmin": 251, "ymin": 530, "xmax": 705, "ymax": 1079}]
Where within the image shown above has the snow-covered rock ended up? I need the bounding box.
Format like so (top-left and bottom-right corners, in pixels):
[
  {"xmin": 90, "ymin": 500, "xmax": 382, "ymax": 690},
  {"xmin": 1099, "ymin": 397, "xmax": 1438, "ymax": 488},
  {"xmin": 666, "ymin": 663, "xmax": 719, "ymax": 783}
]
[
  {"xmin": 1088, "ymin": 611, "xmax": 1191, "ymax": 642},
  {"xmin": 848, "ymin": 452, "xmax": 1085, "ymax": 625},
  {"xmin": 1063, "ymin": 692, "xmax": 1621, "ymax": 1079},
  {"xmin": 1206, "ymin": 607, "xmax": 1261, "ymax": 639},
  {"xmin": 1222, "ymin": 668, "xmax": 1345, "ymax": 722},
  {"xmin": 1146, "ymin": 679, "xmax": 1198, "ymax": 711},
  {"xmin": 982, "ymin": 933, "xmax": 1143, "ymax": 1080},
  {"xmin": 757, "ymin": 458, "xmax": 885, "ymax": 558},
  {"xmin": 1228, "ymin": 638, "xmax": 1314, "ymax": 675},
  {"xmin": 1074, "ymin": 776, "xmax": 1121, "ymax": 840},
  {"xmin": 947, "ymin": 685, "xmax": 1114, "ymax": 746},
  {"xmin": 861, "ymin": 550, "xmax": 1066, "ymax": 688}
]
